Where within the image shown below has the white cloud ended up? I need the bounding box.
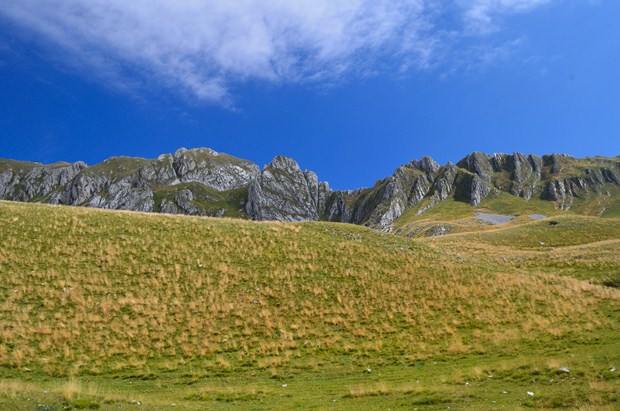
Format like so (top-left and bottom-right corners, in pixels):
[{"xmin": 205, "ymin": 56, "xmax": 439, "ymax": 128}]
[
  {"xmin": 458, "ymin": 0, "xmax": 555, "ymax": 33},
  {"xmin": 0, "ymin": 0, "xmax": 565, "ymax": 104}
]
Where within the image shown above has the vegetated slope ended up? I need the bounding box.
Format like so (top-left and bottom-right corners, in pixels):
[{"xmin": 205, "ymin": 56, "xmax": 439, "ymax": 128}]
[
  {"xmin": 434, "ymin": 215, "xmax": 620, "ymax": 249},
  {"xmin": 423, "ymin": 215, "xmax": 620, "ymax": 286},
  {"xmin": 0, "ymin": 200, "xmax": 619, "ymax": 410},
  {"xmin": 393, "ymin": 191, "xmax": 620, "ymax": 238},
  {"xmin": 1, "ymin": 150, "xmax": 619, "ymax": 233}
]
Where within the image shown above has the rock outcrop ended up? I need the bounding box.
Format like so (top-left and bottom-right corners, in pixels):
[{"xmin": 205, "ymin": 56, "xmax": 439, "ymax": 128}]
[
  {"xmin": 0, "ymin": 148, "xmax": 259, "ymax": 217},
  {"xmin": 0, "ymin": 161, "xmax": 87, "ymax": 202},
  {"xmin": 171, "ymin": 148, "xmax": 259, "ymax": 191},
  {"xmin": 324, "ymin": 157, "xmax": 440, "ymax": 231},
  {"xmin": 246, "ymin": 156, "xmax": 330, "ymax": 221},
  {"xmin": 458, "ymin": 152, "xmax": 494, "ymax": 183},
  {"xmin": 161, "ymin": 189, "xmax": 203, "ymax": 216},
  {"xmin": 1, "ymin": 149, "xmax": 618, "ymax": 231},
  {"xmin": 540, "ymin": 159, "xmax": 620, "ymax": 210}
]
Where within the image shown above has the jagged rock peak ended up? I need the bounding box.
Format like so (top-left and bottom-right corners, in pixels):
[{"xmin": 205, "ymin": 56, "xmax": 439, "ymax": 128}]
[
  {"xmin": 265, "ymin": 155, "xmax": 301, "ymax": 171},
  {"xmin": 170, "ymin": 147, "xmax": 259, "ymax": 191},
  {"xmin": 173, "ymin": 147, "xmax": 219, "ymax": 158},
  {"xmin": 457, "ymin": 152, "xmax": 493, "ymax": 182},
  {"xmin": 73, "ymin": 161, "xmax": 89, "ymax": 169},
  {"xmin": 245, "ymin": 155, "xmax": 330, "ymax": 222},
  {"xmin": 405, "ymin": 156, "xmax": 440, "ymax": 174}
]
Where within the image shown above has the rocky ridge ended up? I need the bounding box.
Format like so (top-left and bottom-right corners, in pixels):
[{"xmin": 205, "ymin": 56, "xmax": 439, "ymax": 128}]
[{"xmin": 1, "ymin": 149, "xmax": 618, "ymax": 231}]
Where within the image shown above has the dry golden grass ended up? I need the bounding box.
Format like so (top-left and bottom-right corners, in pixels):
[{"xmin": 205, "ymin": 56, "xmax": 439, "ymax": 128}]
[
  {"xmin": 0, "ymin": 380, "xmax": 34, "ymax": 400},
  {"xmin": 0, "ymin": 201, "xmax": 617, "ymax": 377},
  {"xmin": 347, "ymin": 381, "xmax": 422, "ymax": 397},
  {"xmin": 60, "ymin": 378, "xmax": 81, "ymax": 401},
  {"xmin": 0, "ymin": 200, "xmax": 619, "ymax": 409}
]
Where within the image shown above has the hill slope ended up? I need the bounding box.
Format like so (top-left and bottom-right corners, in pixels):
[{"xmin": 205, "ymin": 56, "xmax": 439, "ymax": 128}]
[{"xmin": 0, "ymin": 200, "xmax": 619, "ymax": 409}]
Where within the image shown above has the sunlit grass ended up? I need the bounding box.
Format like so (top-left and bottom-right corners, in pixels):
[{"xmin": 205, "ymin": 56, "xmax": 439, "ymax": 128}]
[{"xmin": 0, "ymin": 200, "xmax": 618, "ymax": 409}]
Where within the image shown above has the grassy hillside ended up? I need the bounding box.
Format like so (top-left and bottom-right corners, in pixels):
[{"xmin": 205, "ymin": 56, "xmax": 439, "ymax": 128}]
[
  {"xmin": 0, "ymin": 201, "xmax": 619, "ymax": 410},
  {"xmin": 392, "ymin": 195, "xmax": 554, "ymax": 237},
  {"xmin": 394, "ymin": 187, "xmax": 620, "ymax": 238},
  {"xmin": 424, "ymin": 215, "xmax": 620, "ymax": 286}
]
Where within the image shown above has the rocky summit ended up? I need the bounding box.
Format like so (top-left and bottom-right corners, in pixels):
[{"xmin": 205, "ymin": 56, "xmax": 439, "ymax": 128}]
[{"xmin": 1, "ymin": 148, "xmax": 619, "ymax": 232}]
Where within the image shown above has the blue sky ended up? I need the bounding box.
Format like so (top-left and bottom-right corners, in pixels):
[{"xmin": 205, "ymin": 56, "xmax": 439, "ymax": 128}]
[{"xmin": 1, "ymin": 0, "xmax": 619, "ymax": 190}]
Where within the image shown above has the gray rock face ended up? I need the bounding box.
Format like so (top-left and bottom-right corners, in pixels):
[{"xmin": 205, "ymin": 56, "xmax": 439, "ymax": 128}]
[
  {"xmin": 317, "ymin": 158, "xmax": 440, "ymax": 231},
  {"xmin": 323, "ymin": 190, "xmax": 357, "ymax": 223},
  {"xmin": 246, "ymin": 156, "xmax": 330, "ymax": 222},
  {"xmin": 542, "ymin": 179, "xmax": 574, "ymax": 210},
  {"xmin": 416, "ymin": 163, "xmax": 458, "ymax": 215},
  {"xmin": 56, "ymin": 172, "xmax": 110, "ymax": 206},
  {"xmin": 459, "ymin": 152, "xmax": 544, "ymax": 201},
  {"xmin": 138, "ymin": 155, "xmax": 180, "ymax": 186},
  {"xmin": 0, "ymin": 161, "xmax": 87, "ymax": 202},
  {"xmin": 89, "ymin": 182, "xmax": 154, "ymax": 212},
  {"xmin": 322, "ymin": 152, "xmax": 618, "ymax": 229},
  {"xmin": 1, "ymin": 150, "xmax": 618, "ymax": 230},
  {"xmin": 539, "ymin": 161, "xmax": 620, "ymax": 210},
  {"xmin": 356, "ymin": 163, "xmax": 436, "ymax": 231},
  {"xmin": 458, "ymin": 152, "xmax": 494, "ymax": 183},
  {"xmin": 0, "ymin": 148, "xmax": 259, "ymax": 215},
  {"xmin": 602, "ymin": 168, "xmax": 620, "ymax": 185},
  {"xmin": 160, "ymin": 189, "xmax": 203, "ymax": 215},
  {"xmin": 406, "ymin": 156, "xmax": 440, "ymax": 174},
  {"xmin": 507, "ymin": 153, "xmax": 542, "ymax": 200},
  {"xmin": 467, "ymin": 174, "xmax": 493, "ymax": 206},
  {"xmin": 171, "ymin": 148, "xmax": 259, "ymax": 191}
]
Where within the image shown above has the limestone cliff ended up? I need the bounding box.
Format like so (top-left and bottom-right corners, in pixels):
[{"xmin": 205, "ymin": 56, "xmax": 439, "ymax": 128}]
[{"xmin": 1, "ymin": 149, "xmax": 618, "ymax": 231}]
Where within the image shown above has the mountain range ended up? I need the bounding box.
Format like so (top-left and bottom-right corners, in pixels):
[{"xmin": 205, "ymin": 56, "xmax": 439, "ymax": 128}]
[{"xmin": 1, "ymin": 148, "xmax": 619, "ymax": 233}]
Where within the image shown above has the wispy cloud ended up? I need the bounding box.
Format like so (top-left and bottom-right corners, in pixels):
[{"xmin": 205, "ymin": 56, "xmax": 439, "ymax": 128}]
[
  {"xmin": 458, "ymin": 0, "xmax": 555, "ymax": 34},
  {"xmin": 0, "ymin": 0, "xmax": 566, "ymax": 105}
]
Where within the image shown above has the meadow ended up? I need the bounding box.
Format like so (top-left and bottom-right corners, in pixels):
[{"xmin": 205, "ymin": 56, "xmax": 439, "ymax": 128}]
[{"xmin": 0, "ymin": 200, "xmax": 618, "ymax": 409}]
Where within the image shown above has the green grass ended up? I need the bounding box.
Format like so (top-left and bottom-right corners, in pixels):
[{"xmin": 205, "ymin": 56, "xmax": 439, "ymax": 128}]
[
  {"xmin": 177, "ymin": 148, "xmax": 256, "ymax": 169},
  {"xmin": 393, "ymin": 194, "xmax": 564, "ymax": 238},
  {"xmin": 397, "ymin": 197, "xmax": 474, "ymax": 225},
  {"xmin": 571, "ymin": 185, "xmax": 620, "ymax": 218},
  {"xmin": 434, "ymin": 215, "xmax": 620, "ymax": 248},
  {"xmin": 421, "ymin": 214, "xmax": 620, "ymax": 288},
  {"xmin": 0, "ymin": 200, "xmax": 619, "ymax": 409},
  {"xmin": 603, "ymin": 199, "xmax": 620, "ymax": 218},
  {"xmin": 82, "ymin": 156, "xmax": 151, "ymax": 180},
  {"xmin": 153, "ymin": 183, "xmax": 249, "ymax": 218},
  {"xmin": 479, "ymin": 192, "xmax": 563, "ymax": 216},
  {"xmin": 0, "ymin": 159, "xmax": 73, "ymax": 172},
  {"xmin": 547, "ymin": 156, "xmax": 620, "ymax": 179}
]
